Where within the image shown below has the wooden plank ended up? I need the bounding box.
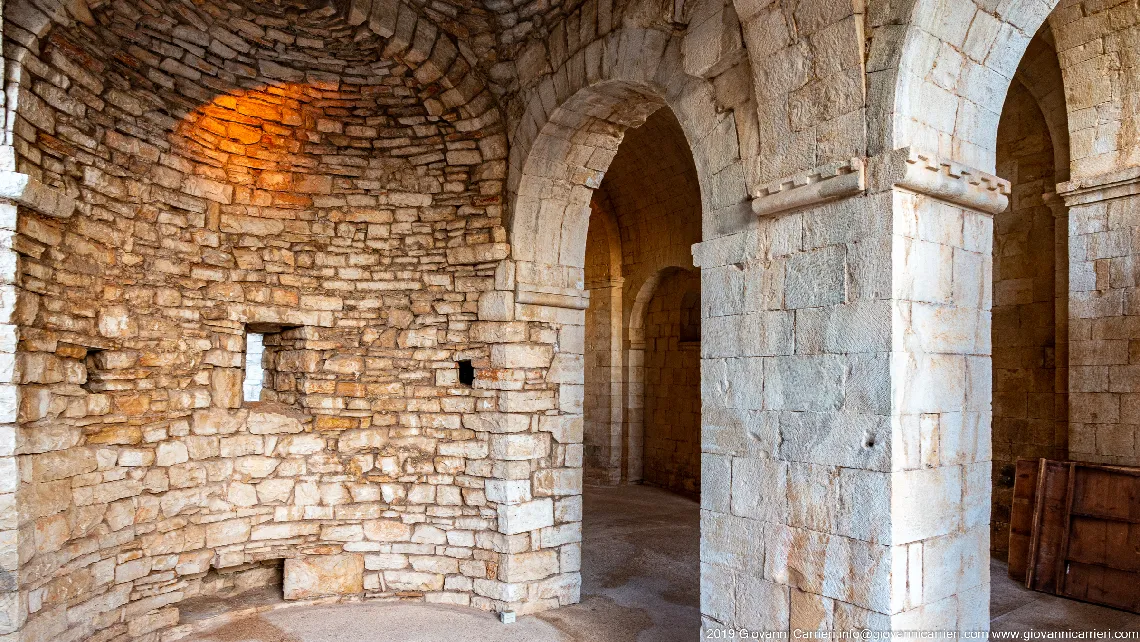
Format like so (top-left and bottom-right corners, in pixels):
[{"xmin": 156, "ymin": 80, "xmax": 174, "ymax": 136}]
[
  {"xmin": 1053, "ymin": 462, "xmax": 1076, "ymax": 595},
  {"xmin": 1025, "ymin": 458, "xmax": 1048, "ymax": 588},
  {"xmin": 1008, "ymin": 459, "xmax": 1041, "ymax": 583}
]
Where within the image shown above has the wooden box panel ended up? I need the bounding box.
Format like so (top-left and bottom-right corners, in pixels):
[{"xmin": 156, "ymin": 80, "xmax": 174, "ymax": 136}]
[{"xmin": 1009, "ymin": 458, "xmax": 1140, "ymax": 614}]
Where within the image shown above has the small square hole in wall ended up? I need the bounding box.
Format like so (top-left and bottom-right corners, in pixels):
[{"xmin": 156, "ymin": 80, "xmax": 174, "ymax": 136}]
[{"xmin": 457, "ymin": 360, "xmax": 475, "ymax": 386}]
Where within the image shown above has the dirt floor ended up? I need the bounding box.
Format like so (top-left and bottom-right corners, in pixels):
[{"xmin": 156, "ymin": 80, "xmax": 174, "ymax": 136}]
[{"xmin": 180, "ymin": 485, "xmax": 1140, "ymax": 642}]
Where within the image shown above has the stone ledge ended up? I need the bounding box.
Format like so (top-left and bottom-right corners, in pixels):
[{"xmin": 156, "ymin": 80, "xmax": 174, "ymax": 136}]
[
  {"xmin": 0, "ymin": 172, "xmax": 75, "ymax": 218},
  {"xmin": 1057, "ymin": 166, "xmax": 1140, "ymax": 207},
  {"xmin": 894, "ymin": 149, "xmax": 1010, "ymax": 215},
  {"xmin": 751, "ymin": 157, "xmax": 865, "ymax": 218},
  {"xmin": 515, "ymin": 284, "xmax": 590, "ymax": 310}
]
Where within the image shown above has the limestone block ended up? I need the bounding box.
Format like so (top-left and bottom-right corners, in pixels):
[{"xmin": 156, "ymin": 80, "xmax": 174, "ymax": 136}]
[
  {"xmin": 411, "ymin": 524, "xmax": 447, "ymax": 544},
  {"xmin": 205, "ymin": 519, "xmax": 250, "ymax": 548},
  {"xmin": 490, "ymin": 432, "xmax": 550, "ymax": 460},
  {"xmin": 210, "ymin": 367, "xmax": 243, "ymax": 409},
  {"xmin": 155, "ymin": 441, "xmax": 188, "ymax": 466},
  {"xmin": 338, "ymin": 429, "xmax": 388, "ymax": 451},
  {"xmin": 364, "ymin": 519, "xmax": 412, "ymax": 541},
  {"xmin": 466, "ymin": 412, "xmax": 531, "ymax": 434},
  {"xmin": 97, "ymin": 305, "xmax": 136, "ymax": 338},
  {"xmin": 764, "ymin": 355, "xmax": 845, "ymax": 411},
  {"xmin": 235, "ymin": 456, "xmax": 279, "ymax": 478},
  {"xmin": 478, "ymin": 291, "xmax": 515, "ymax": 321},
  {"xmin": 499, "ymin": 549, "xmax": 558, "ymax": 582},
  {"xmin": 485, "ymin": 479, "xmax": 532, "ymax": 504},
  {"xmin": 278, "ymin": 434, "xmax": 326, "ymax": 455},
  {"xmin": 384, "ymin": 571, "xmax": 445, "ymax": 592},
  {"xmin": 498, "ymin": 498, "xmax": 554, "ymax": 535},
  {"xmin": 250, "ymin": 522, "xmax": 320, "ymax": 540},
  {"xmin": 533, "ymin": 468, "xmax": 582, "ymax": 496},
  {"xmin": 365, "ymin": 554, "xmax": 408, "ymax": 570},
  {"xmin": 256, "ymin": 479, "xmax": 295, "ymax": 504},
  {"xmin": 891, "ymin": 467, "xmax": 962, "ymax": 545},
  {"xmin": 490, "ymin": 343, "xmax": 553, "ymax": 369},
  {"xmin": 284, "ymin": 554, "xmax": 364, "ymax": 599},
  {"xmin": 540, "ymin": 415, "xmax": 583, "ymax": 443},
  {"xmin": 730, "ymin": 457, "xmax": 788, "ymax": 523},
  {"xmin": 683, "ymin": 1, "xmax": 745, "ymax": 79}
]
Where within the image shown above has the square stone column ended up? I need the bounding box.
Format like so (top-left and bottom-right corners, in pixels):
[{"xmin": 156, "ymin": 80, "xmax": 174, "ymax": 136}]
[
  {"xmin": 472, "ymin": 262, "xmax": 585, "ymax": 615},
  {"xmin": 1058, "ymin": 171, "xmax": 1140, "ymax": 466},
  {"xmin": 696, "ymin": 149, "xmax": 1006, "ymax": 632}
]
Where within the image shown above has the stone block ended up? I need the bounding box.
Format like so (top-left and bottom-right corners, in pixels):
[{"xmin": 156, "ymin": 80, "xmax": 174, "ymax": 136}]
[
  {"xmin": 498, "ymin": 498, "xmax": 554, "ymax": 535},
  {"xmin": 283, "ymin": 554, "xmax": 364, "ymax": 599},
  {"xmin": 499, "ymin": 549, "xmax": 558, "ymax": 582}
]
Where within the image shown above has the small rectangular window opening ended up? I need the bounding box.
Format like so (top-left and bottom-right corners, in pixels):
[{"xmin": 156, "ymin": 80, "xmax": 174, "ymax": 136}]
[
  {"xmin": 457, "ymin": 360, "xmax": 475, "ymax": 386},
  {"xmin": 243, "ymin": 332, "xmax": 265, "ymax": 403}
]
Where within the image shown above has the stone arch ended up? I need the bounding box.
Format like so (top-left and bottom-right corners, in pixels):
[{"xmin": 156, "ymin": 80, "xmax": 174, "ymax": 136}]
[
  {"xmin": 1013, "ymin": 25, "xmax": 1070, "ymax": 185},
  {"xmin": 504, "ymin": 23, "xmax": 747, "ymax": 302},
  {"xmin": 885, "ymin": 0, "xmax": 1058, "ymax": 172},
  {"xmin": 471, "ymin": 19, "xmax": 747, "ymax": 618}
]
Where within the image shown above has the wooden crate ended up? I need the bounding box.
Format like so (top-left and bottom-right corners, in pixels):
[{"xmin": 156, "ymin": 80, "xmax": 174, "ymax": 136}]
[{"xmin": 1009, "ymin": 458, "xmax": 1140, "ymax": 613}]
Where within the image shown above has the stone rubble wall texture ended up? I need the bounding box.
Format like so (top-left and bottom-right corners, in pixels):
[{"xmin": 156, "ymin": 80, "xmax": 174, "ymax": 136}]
[
  {"xmin": 0, "ymin": 0, "xmax": 527, "ymax": 638},
  {"xmin": 2, "ymin": 0, "xmax": 1140, "ymax": 638},
  {"xmin": 991, "ymin": 78, "xmax": 1062, "ymax": 560},
  {"xmin": 641, "ymin": 268, "xmax": 700, "ymax": 498}
]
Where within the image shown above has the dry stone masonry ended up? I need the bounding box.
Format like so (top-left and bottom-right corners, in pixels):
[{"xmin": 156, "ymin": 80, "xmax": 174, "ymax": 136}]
[{"xmin": 0, "ymin": 0, "xmax": 1134, "ymax": 639}]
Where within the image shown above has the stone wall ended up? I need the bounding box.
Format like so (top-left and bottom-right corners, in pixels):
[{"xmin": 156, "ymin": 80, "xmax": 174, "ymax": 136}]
[
  {"xmin": 5, "ymin": 0, "xmax": 514, "ymax": 638},
  {"xmin": 642, "ymin": 268, "xmax": 700, "ymax": 498},
  {"xmin": 991, "ymin": 79, "xmax": 1062, "ymax": 559},
  {"xmin": 1053, "ymin": 0, "xmax": 1140, "ymax": 468}
]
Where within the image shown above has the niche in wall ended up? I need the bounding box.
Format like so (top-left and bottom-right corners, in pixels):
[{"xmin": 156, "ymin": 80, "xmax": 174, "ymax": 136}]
[{"xmin": 243, "ymin": 323, "xmax": 302, "ymax": 405}]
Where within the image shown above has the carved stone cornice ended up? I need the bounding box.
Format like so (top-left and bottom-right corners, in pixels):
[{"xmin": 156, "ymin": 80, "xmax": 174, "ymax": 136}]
[
  {"xmin": 752, "ymin": 158, "xmax": 865, "ymax": 218},
  {"xmin": 515, "ymin": 283, "xmax": 590, "ymax": 310},
  {"xmin": 894, "ymin": 149, "xmax": 1010, "ymax": 215},
  {"xmin": 0, "ymin": 172, "xmax": 75, "ymax": 218},
  {"xmin": 1057, "ymin": 167, "xmax": 1140, "ymax": 207}
]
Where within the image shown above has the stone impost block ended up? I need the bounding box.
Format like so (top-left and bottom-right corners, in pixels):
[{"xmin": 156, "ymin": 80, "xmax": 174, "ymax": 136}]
[
  {"xmin": 893, "ymin": 149, "xmax": 1010, "ymax": 215},
  {"xmin": 752, "ymin": 158, "xmax": 866, "ymax": 218},
  {"xmin": 515, "ymin": 283, "xmax": 590, "ymax": 310}
]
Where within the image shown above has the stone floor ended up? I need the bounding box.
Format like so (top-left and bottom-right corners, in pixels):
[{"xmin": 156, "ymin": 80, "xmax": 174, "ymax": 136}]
[
  {"xmin": 181, "ymin": 484, "xmax": 699, "ymax": 642},
  {"xmin": 182, "ymin": 485, "xmax": 1140, "ymax": 642},
  {"xmin": 990, "ymin": 558, "xmax": 1140, "ymax": 632}
]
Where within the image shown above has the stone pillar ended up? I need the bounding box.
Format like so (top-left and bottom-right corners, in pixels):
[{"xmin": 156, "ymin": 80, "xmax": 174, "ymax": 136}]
[
  {"xmin": 472, "ymin": 261, "xmax": 585, "ymax": 614},
  {"xmin": 1043, "ymin": 192, "xmax": 1070, "ymax": 459},
  {"xmin": 584, "ymin": 277, "xmax": 623, "ymax": 485},
  {"xmin": 696, "ymin": 149, "xmax": 1005, "ymax": 632},
  {"xmin": 624, "ymin": 331, "xmax": 645, "ymax": 484},
  {"xmin": 1059, "ymin": 171, "xmax": 1140, "ymax": 465}
]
